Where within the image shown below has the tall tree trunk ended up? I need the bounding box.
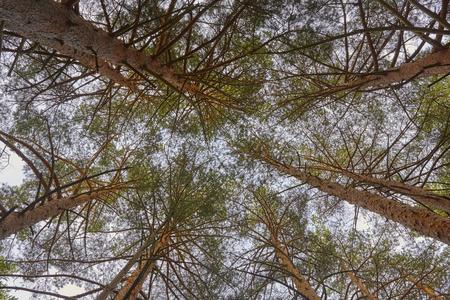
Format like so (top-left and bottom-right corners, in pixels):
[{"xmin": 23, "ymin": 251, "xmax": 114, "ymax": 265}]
[
  {"xmin": 255, "ymin": 191, "xmax": 321, "ymax": 299},
  {"xmin": 0, "ymin": 188, "xmax": 114, "ymax": 240},
  {"xmin": 323, "ymin": 166, "xmax": 450, "ymax": 214},
  {"xmin": 269, "ymin": 234, "xmax": 321, "ymax": 300},
  {"xmin": 114, "ymin": 228, "xmax": 171, "ymax": 300},
  {"xmin": 253, "ymin": 153, "xmax": 450, "ymax": 245},
  {"xmin": 0, "ymin": 0, "xmax": 205, "ymax": 98},
  {"xmin": 340, "ymin": 262, "xmax": 378, "ymax": 300}
]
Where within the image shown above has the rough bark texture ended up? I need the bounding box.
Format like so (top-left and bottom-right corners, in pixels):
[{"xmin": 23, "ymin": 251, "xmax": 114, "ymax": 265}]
[
  {"xmin": 48, "ymin": 43, "xmax": 138, "ymax": 90},
  {"xmin": 114, "ymin": 230, "xmax": 170, "ymax": 300},
  {"xmin": 0, "ymin": 189, "xmax": 113, "ymax": 240},
  {"xmin": 325, "ymin": 167, "xmax": 450, "ymax": 214},
  {"xmin": 259, "ymin": 155, "xmax": 450, "ymax": 245},
  {"xmin": 341, "ymin": 262, "xmax": 378, "ymax": 300},
  {"xmin": 312, "ymin": 46, "xmax": 450, "ymax": 96},
  {"xmin": 1, "ymin": 15, "xmax": 135, "ymax": 89},
  {"xmin": 270, "ymin": 234, "xmax": 321, "ymax": 300},
  {"xmin": 407, "ymin": 276, "xmax": 444, "ymax": 300},
  {"xmin": 96, "ymin": 223, "xmax": 167, "ymax": 300},
  {"xmin": 0, "ymin": 0, "xmax": 202, "ymax": 96}
]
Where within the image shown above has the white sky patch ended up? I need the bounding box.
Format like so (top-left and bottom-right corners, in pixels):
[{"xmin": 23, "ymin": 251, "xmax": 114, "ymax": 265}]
[
  {"xmin": 4, "ymin": 278, "xmax": 29, "ymax": 300},
  {"xmin": 0, "ymin": 145, "xmax": 25, "ymax": 186},
  {"xmin": 355, "ymin": 213, "xmax": 370, "ymax": 230},
  {"xmin": 4, "ymin": 279, "xmax": 87, "ymax": 300},
  {"xmin": 57, "ymin": 284, "xmax": 87, "ymax": 297}
]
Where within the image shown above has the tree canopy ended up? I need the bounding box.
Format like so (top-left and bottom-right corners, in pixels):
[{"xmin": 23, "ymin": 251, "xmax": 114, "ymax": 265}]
[{"xmin": 0, "ymin": 0, "xmax": 449, "ymax": 299}]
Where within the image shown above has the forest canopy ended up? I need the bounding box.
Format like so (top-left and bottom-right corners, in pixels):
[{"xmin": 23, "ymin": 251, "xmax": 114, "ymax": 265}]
[{"xmin": 0, "ymin": 0, "xmax": 449, "ymax": 299}]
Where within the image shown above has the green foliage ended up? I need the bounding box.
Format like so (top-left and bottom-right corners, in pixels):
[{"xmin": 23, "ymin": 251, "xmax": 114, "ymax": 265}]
[{"xmin": 0, "ymin": 248, "xmax": 17, "ymax": 300}]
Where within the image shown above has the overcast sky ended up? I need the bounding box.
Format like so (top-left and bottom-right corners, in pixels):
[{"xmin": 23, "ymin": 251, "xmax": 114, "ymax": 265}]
[{"xmin": 0, "ymin": 146, "xmax": 25, "ymax": 186}]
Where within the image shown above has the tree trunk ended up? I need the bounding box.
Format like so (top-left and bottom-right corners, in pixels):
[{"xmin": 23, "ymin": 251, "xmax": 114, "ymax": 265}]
[
  {"xmin": 269, "ymin": 234, "xmax": 321, "ymax": 300},
  {"xmin": 406, "ymin": 275, "xmax": 444, "ymax": 300},
  {"xmin": 311, "ymin": 46, "xmax": 450, "ymax": 96},
  {"xmin": 0, "ymin": 189, "xmax": 114, "ymax": 240},
  {"xmin": 340, "ymin": 262, "xmax": 378, "ymax": 300},
  {"xmin": 255, "ymin": 192, "xmax": 321, "ymax": 299},
  {"xmin": 323, "ymin": 166, "xmax": 450, "ymax": 214},
  {"xmin": 96, "ymin": 222, "xmax": 168, "ymax": 300},
  {"xmin": 0, "ymin": 0, "xmax": 203, "ymax": 98},
  {"xmin": 255, "ymin": 154, "xmax": 450, "ymax": 245},
  {"xmin": 114, "ymin": 229, "xmax": 170, "ymax": 300}
]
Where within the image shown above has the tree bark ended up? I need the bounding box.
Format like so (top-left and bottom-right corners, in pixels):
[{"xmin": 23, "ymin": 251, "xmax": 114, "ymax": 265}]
[
  {"xmin": 0, "ymin": 188, "xmax": 114, "ymax": 240},
  {"xmin": 269, "ymin": 234, "xmax": 321, "ymax": 300},
  {"xmin": 96, "ymin": 222, "xmax": 168, "ymax": 300},
  {"xmin": 406, "ymin": 275, "xmax": 444, "ymax": 300},
  {"xmin": 341, "ymin": 262, "xmax": 378, "ymax": 300},
  {"xmin": 0, "ymin": 0, "xmax": 203, "ymax": 97},
  {"xmin": 323, "ymin": 166, "xmax": 450, "ymax": 214},
  {"xmin": 310, "ymin": 46, "xmax": 450, "ymax": 97},
  {"xmin": 255, "ymin": 154, "xmax": 450, "ymax": 245},
  {"xmin": 255, "ymin": 192, "xmax": 321, "ymax": 299},
  {"xmin": 114, "ymin": 228, "xmax": 170, "ymax": 300}
]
